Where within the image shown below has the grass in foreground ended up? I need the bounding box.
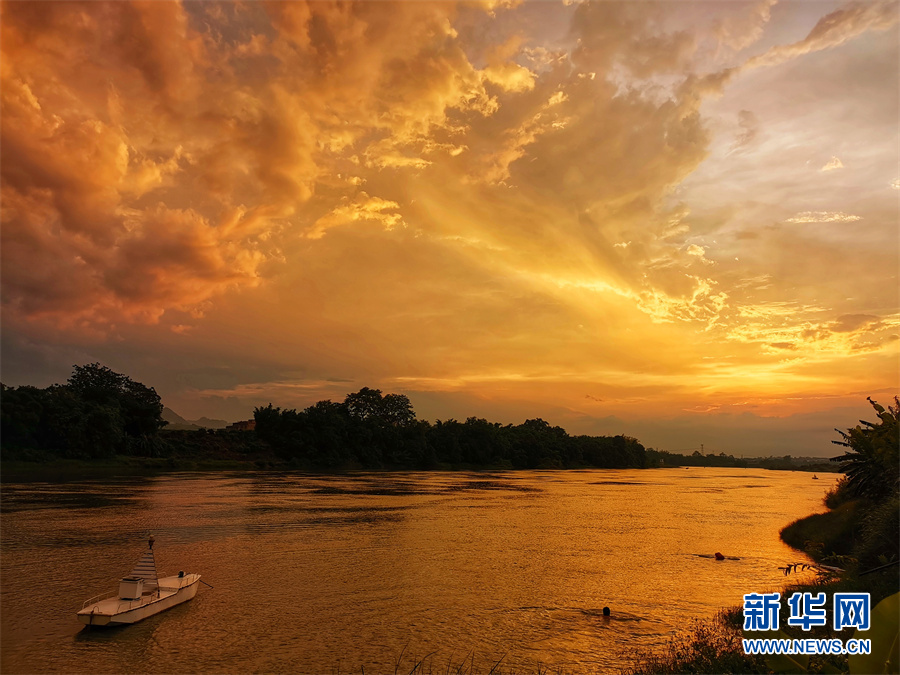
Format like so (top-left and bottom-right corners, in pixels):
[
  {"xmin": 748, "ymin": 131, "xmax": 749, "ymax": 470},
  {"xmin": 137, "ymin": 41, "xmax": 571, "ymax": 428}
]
[
  {"xmin": 624, "ymin": 566, "xmax": 899, "ymax": 675},
  {"xmin": 623, "ymin": 608, "xmax": 767, "ymax": 675}
]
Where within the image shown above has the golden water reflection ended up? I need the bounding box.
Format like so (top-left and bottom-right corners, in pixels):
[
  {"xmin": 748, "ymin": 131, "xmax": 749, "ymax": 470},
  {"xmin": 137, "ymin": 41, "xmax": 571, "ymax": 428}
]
[{"xmin": 0, "ymin": 468, "xmax": 836, "ymax": 673}]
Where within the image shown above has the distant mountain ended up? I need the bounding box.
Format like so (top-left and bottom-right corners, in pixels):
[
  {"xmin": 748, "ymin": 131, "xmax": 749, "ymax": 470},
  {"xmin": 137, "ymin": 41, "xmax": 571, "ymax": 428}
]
[
  {"xmin": 162, "ymin": 407, "xmax": 231, "ymax": 430},
  {"xmin": 192, "ymin": 416, "xmax": 230, "ymax": 429},
  {"xmin": 161, "ymin": 407, "xmax": 192, "ymax": 428}
]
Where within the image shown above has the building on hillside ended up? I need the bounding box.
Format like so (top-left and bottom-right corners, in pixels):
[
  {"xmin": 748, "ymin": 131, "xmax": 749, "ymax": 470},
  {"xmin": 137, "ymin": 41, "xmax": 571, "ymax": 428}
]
[{"xmin": 226, "ymin": 420, "xmax": 256, "ymax": 432}]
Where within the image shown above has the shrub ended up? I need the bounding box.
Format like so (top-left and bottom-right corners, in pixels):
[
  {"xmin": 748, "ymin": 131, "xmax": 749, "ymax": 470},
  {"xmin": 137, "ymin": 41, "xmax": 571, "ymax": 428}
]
[{"xmin": 625, "ymin": 611, "xmax": 767, "ymax": 674}]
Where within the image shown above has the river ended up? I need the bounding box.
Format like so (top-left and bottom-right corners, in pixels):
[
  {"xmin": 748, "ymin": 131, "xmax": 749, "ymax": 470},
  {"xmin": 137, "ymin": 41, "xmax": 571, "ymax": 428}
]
[{"xmin": 0, "ymin": 467, "xmax": 836, "ymax": 674}]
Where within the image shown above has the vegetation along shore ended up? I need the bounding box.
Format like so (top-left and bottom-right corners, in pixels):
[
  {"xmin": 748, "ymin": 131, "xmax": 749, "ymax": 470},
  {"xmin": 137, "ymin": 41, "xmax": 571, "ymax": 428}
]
[{"xmin": 1, "ymin": 363, "xmax": 838, "ymax": 478}]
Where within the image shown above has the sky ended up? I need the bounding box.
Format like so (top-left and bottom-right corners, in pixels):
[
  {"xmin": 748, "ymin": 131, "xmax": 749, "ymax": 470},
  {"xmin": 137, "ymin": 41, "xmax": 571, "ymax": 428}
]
[{"xmin": 1, "ymin": 0, "xmax": 898, "ymax": 457}]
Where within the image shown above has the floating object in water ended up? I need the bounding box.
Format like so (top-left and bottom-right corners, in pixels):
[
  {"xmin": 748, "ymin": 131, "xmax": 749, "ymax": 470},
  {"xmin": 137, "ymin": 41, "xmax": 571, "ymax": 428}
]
[
  {"xmin": 77, "ymin": 536, "xmax": 202, "ymax": 627},
  {"xmin": 695, "ymin": 553, "xmax": 741, "ymax": 560},
  {"xmin": 715, "ymin": 552, "xmax": 725, "ymax": 561},
  {"xmin": 812, "ymin": 475, "xmax": 819, "ymax": 479}
]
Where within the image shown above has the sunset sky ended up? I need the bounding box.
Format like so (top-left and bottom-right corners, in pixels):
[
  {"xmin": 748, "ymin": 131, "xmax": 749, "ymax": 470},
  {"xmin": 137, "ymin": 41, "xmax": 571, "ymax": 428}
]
[{"xmin": 2, "ymin": 0, "xmax": 897, "ymax": 456}]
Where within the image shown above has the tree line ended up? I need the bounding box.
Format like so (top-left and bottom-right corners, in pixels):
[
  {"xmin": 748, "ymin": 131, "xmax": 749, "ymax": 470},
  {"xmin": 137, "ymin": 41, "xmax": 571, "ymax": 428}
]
[
  {"xmin": 253, "ymin": 387, "xmax": 648, "ymax": 469},
  {"xmin": 5, "ymin": 363, "xmax": 887, "ymax": 487},
  {"xmin": 644, "ymin": 448, "xmax": 747, "ymax": 468},
  {"xmin": 1, "ymin": 366, "xmax": 648, "ymax": 469}
]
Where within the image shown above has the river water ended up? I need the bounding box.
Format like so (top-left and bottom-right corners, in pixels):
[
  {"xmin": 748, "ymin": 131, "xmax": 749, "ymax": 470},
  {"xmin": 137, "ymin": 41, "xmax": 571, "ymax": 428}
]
[{"xmin": 1, "ymin": 468, "xmax": 836, "ymax": 674}]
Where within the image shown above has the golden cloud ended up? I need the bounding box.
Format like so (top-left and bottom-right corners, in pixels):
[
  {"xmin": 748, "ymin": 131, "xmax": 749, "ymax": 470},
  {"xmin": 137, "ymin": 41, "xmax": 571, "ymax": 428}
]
[
  {"xmin": 820, "ymin": 156, "xmax": 844, "ymax": 172},
  {"xmin": 785, "ymin": 211, "xmax": 862, "ymax": 223},
  {"xmin": 308, "ymin": 193, "xmax": 403, "ymax": 240}
]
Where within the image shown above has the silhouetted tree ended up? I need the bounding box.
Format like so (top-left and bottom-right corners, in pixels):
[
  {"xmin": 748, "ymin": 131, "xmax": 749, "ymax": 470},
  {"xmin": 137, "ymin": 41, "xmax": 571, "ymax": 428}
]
[
  {"xmin": 1, "ymin": 364, "xmax": 166, "ymax": 459},
  {"xmin": 831, "ymin": 396, "xmax": 899, "ymax": 500},
  {"xmin": 344, "ymin": 387, "xmax": 416, "ymax": 428},
  {"xmin": 68, "ymin": 363, "xmax": 166, "ymax": 438}
]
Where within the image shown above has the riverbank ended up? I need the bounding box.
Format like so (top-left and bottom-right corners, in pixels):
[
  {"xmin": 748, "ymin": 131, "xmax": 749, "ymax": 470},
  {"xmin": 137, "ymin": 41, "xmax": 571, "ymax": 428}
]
[
  {"xmin": 0, "ymin": 456, "xmax": 265, "ymax": 482},
  {"xmin": 0, "ymin": 454, "xmax": 536, "ymax": 481},
  {"xmin": 0, "ymin": 451, "xmax": 842, "ymax": 483}
]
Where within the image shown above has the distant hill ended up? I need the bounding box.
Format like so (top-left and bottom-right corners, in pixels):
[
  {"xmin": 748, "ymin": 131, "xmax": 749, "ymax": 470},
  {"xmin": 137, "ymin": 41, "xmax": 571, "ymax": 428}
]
[
  {"xmin": 193, "ymin": 416, "xmax": 231, "ymax": 429},
  {"xmin": 162, "ymin": 407, "xmax": 230, "ymax": 431}
]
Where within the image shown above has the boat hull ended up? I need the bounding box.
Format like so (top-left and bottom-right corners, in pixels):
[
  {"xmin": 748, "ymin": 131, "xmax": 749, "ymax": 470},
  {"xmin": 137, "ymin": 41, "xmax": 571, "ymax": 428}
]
[{"xmin": 77, "ymin": 574, "xmax": 201, "ymax": 627}]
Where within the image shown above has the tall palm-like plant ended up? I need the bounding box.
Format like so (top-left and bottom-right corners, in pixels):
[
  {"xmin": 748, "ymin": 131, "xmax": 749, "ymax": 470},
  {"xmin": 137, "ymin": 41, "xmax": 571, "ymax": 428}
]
[{"xmin": 831, "ymin": 397, "xmax": 899, "ymax": 501}]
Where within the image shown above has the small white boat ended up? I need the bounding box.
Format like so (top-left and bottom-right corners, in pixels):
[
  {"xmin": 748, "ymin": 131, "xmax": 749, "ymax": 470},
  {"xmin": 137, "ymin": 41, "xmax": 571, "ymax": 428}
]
[{"xmin": 77, "ymin": 537, "xmax": 201, "ymax": 627}]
